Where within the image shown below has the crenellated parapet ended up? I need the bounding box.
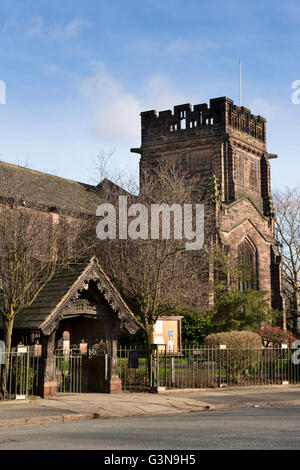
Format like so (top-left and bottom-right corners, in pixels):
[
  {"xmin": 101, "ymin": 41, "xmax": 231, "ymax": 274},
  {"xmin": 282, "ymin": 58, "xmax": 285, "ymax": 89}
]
[
  {"xmin": 140, "ymin": 97, "xmax": 266, "ymax": 145},
  {"xmin": 225, "ymin": 99, "xmax": 266, "ymax": 143}
]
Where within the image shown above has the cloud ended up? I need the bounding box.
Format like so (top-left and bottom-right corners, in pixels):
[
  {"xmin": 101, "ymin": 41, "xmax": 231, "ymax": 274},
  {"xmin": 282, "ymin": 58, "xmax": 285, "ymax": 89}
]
[
  {"xmin": 142, "ymin": 74, "xmax": 191, "ymax": 110},
  {"xmin": 80, "ymin": 62, "xmax": 193, "ymax": 142},
  {"xmin": 166, "ymin": 38, "xmax": 218, "ymax": 55},
  {"xmin": 127, "ymin": 37, "xmax": 219, "ymax": 58},
  {"xmin": 80, "ymin": 61, "xmax": 140, "ymax": 140},
  {"xmin": 52, "ymin": 18, "xmax": 91, "ymax": 40},
  {"xmin": 26, "ymin": 16, "xmax": 44, "ymax": 38},
  {"xmin": 248, "ymin": 97, "xmax": 279, "ymax": 119},
  {"xmin": 1, "ymin": 17, "xmax": 90, "ymax": 41},
  {"xmin": 42, "ymin": 63, "xmax": 60, "ymax": 74}
]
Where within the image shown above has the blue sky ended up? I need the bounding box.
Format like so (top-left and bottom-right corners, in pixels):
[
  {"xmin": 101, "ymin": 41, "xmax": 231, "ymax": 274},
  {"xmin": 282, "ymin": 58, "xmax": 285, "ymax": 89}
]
[{"xmin": 0, "ymin": 0, "xmax": 299, "ymax": 190}]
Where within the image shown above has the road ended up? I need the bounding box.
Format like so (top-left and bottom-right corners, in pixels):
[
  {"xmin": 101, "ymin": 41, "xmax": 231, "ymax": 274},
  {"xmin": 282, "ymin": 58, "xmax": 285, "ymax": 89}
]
[{"xmin": 1, "ymin": 406, "xmax": 300, "ymax": 450}]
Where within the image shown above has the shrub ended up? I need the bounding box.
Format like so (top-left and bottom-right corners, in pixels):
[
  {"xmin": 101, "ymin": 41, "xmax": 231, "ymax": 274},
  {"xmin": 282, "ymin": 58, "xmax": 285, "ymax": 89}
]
[
  {"xmin": 181, "ymin": 311, "xmax": 213, "ymax": 346},
  {"xmin": 204, "ymin": 330, "xmax": 262, "ymax": 349},
  {"xmin": 204, "ymin": 331, "xmax": 262, "ymax": 384},
  {"xmin": 12, "ymin": 363, "xmax": 37, "ymax": 393},
  {"xmin": 257, "ymin": 325, "xmax": 296, "ymax": 347},
  {"xmin": 210, "ymin": 289, "xmax": 275, "ymax": 332}
]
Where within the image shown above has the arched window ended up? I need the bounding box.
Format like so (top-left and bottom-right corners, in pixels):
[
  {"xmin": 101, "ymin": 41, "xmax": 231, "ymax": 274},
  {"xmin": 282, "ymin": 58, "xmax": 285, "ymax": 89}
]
[{"xmin": 238, "ymin": 239, "xmax": 257, "ymax": 291}]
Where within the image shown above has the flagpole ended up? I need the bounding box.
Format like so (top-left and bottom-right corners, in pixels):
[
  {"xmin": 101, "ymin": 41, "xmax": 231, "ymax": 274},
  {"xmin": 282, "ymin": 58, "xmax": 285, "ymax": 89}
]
[{"xmin": 239, "ymin": 61, "xmax": 242, "ymax": 106}]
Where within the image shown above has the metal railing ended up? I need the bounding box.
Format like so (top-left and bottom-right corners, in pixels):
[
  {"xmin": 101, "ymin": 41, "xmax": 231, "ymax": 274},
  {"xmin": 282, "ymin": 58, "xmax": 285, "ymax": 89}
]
[
  {"xmin": 0, "ymin": 347, "xmax": 41, "ymax": 400},
  {"xmin": 117, "ymin": 347, "xmax": 151, "ymax": 392},
  {"xmin": 153, "ymin": 345, "xmax": 300, "ymax": 390},
  {"xmin": 3, "ymin": 344, "xmax": 299, "ymax": 399}
]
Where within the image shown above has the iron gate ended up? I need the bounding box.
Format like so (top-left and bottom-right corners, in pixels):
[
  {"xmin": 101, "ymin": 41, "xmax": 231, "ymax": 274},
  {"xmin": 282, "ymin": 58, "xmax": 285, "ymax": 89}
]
[
  {"xmin": 85, "ymin": 352, "xmax": 108, "ymax": 393},
  {"xmin": 54, "ymin": 349, "xmax": 82, "ymax": 393},
  {"xmin": 54, "ymin": 348, "xmax": 154, "ymax": 393},
  {"xmin": 54, "ymin": 350, "xmax": 108, "ymax": 393}
]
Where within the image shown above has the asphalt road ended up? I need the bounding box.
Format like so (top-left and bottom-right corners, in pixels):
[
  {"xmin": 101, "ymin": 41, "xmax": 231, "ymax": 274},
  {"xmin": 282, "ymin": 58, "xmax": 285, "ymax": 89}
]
[{"xmin": 1, "ymin": 406, "xmax": 300, "ymax": 450}]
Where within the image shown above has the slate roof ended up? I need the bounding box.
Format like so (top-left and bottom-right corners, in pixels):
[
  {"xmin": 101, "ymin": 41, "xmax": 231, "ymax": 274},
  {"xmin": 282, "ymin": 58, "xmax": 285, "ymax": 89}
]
[
  {"xmin": 2, "ymin": 257, "xmax": 140, "ymax": 334},
  {"xmin": 13, "ymin": 261, "xmax": 88, "ymax": 330},
  {"xmin": 0, "ymin": 160, "xmax": 125, "ymax": 215}
]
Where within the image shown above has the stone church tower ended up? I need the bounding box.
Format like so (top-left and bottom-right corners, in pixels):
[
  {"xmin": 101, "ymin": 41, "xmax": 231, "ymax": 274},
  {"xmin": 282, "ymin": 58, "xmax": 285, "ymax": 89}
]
[{"xmin": 131, "ymin": 96, "xmax": 282, "ymax": 311}]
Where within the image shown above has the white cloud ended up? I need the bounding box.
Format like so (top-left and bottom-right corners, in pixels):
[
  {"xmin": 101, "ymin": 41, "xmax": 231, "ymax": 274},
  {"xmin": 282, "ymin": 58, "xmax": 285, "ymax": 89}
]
[
  {"xmin": 52, "ymin": 18, "xmax": 91, "ymax": 40},
  {"xmin": 166, "ymin": 38, "xmax": 218, "ymax": 55},
  {"xmin": 248, "ymin": 97, "xmax": 279, "ymax": 119},
  {"xmin": 142, "ymin": 74, "xmax": 191, "ymax": 110},
  {"xmin": 80, "ymin": 62, "xmax": 193, "ymax": 142},
  {"xmin": 26, "ymin": 16, "xmax": 44, "ymax": 38},
  {"xmin": 42, "ymin": 63, "xmax": 60, "ymax": 74},
  {"xmin": 80, "ymin": 61, "xmax": 140, "ymax": 140},
  {"xmin": 127, "ymin": 37, "xmax": 219, "ymax": 58}
]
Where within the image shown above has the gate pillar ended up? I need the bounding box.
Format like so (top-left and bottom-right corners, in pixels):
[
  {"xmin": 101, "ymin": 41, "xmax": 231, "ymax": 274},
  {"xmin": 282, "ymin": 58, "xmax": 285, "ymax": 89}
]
[
  {"xmin": 103, "ymin": 314, "xmax": 122, "ymax": 393},
  {"xmin": 108, "ymin": 339, "xmax": 122, "ymax": 392},
  {"xmin": 38, "ymin": 328, "xmax": 57, "ymax": 398}
]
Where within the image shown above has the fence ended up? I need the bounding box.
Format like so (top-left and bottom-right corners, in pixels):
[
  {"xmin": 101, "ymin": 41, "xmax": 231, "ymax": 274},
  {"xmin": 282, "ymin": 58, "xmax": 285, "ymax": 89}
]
[
  {"xmin": 54, "ymin": 348, "xmax": 151, "ymax": 394},
  {"xmin": 0, "ymin": 348, "xmax": 41, "ymax": 400},
  {"xmin": 2, "ymin": 344, "xmax": 300, "ymax": 399},
  {"xmin": 118, "ymin": 347, "xmax": 151, "ymax": 392},
  {"xmin": 153, "ymin": 345, "xmax": 300, "ymax": 390}
]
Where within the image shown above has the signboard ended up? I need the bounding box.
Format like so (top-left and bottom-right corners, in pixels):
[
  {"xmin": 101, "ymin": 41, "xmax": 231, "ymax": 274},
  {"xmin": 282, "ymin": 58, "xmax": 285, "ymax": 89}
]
[{"xmin": 153, "ymin": 317, "xmax": 183, "ymax": 353}]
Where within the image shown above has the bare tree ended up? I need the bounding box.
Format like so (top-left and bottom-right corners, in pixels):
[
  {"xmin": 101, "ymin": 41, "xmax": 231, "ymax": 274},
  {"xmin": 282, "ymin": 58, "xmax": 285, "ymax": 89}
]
[
  {"xmin": 94, "ymin": 159, "xmax": 231, "ymax": 371},
  {"xmin": 273, "ymin": 187, "xmax": 300, "ymax": 335},
  {"xmin": 92, "ymin": 150, "xmax": 138, "ymax": 195},
  {"xmin": 0, "ymin": 167, "xmax": 92, "ymax": 396}
]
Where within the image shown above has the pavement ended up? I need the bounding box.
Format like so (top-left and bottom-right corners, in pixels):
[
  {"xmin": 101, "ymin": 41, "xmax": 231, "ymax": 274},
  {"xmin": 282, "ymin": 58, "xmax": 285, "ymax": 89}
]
[{"xmin": 1, "ymin": 385, "xmax": 300, "ymax": 427}]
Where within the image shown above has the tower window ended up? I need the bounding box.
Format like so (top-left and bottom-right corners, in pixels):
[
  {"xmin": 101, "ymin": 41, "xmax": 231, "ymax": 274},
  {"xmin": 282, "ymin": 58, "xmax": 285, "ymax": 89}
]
[
  {"xmin": 236, "ymin": 153, "xmax": 244, "ymax": 186},
  {"xmin": 189, "ymin": 149, "xmax": 211, "ymax": 174},
  {"xmin": 257, "ymin": 126, "xmax": 262, "ymax": 140},
  {"xmin": 232, "ymin": 113, "xmax": 238, "ymax": 128},
  {"xmin": 249, "ymin": 157, "xmax": 259, "ymax": 190},
  {"xmin": 238, "ymin": 239, "xmax": 257, "ymax": 291}
]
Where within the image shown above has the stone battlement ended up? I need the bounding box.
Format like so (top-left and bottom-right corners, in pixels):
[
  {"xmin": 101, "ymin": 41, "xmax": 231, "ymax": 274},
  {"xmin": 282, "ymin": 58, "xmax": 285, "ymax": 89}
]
[{"xmin": 140, "ymin": 97, "xmax": 266, "ymax": 144}]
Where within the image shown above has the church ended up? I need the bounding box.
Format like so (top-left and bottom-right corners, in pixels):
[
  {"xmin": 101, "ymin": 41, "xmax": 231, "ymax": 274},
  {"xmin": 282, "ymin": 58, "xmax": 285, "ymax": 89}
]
[
  {"xmin": 0, "ymin": 96, "xmax": 283, "ymax": 396},
  {"xmin": 132, "ymin": 96, "xmax": 282, "ymax": 311}
]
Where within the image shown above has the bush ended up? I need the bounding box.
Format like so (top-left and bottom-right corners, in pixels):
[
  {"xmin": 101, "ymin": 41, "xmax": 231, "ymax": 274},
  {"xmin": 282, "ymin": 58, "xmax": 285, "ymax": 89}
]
[
  {"xmin": 210, "ymin": 289, "xmax": 275, "ymax": 332},
  {"xmin": 181, "ymin": 311, "xmax": 213, "ymax": 346},
  {"xmin": 204, "ymin": 331, "xmax": 262, "ymax": 384},
  {"xmin": 257, "ymin": 326, "xmax": 296, "ymax": 347},
  {"xmin": 204, "ymin": 330, "xmax": 263, "ymax": 349},
  {"xmin": 12, "ymin": 363, "xmax": 37, "ymax": 394}
]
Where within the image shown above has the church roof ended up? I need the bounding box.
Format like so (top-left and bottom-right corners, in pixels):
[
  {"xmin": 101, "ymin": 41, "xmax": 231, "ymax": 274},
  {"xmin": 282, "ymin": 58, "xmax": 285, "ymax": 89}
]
[
  {"xmin": 0, "ymin": 160, "xmax": 126, "ymax": 215},
  {"xmin": 10, "ymin": 256, "xmax": 140, "ymax": 335}
]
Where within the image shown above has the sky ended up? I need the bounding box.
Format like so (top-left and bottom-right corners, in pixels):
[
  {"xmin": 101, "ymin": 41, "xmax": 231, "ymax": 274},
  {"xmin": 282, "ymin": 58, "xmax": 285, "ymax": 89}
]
[{"xmin": 0, "ymin": 0, "xmax": 299, "ymax": 190}]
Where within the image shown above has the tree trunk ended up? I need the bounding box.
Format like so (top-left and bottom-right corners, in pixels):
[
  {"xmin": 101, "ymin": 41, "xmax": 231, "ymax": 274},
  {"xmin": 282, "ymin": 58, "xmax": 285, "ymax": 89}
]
[
  {"xmin": 291, "ymin": 290, "xmax": 300, "ymax": 337},
  {"xmin": 296, "ymin": 288, "xmax": 300, "ymax": 336},
  {"xmin": 1, "ymin": 317, "xmax": 14, "ymax": 399},
  {"xmin": 145, "ymin": 325, "xmax": 154, "ymax": 386}
]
